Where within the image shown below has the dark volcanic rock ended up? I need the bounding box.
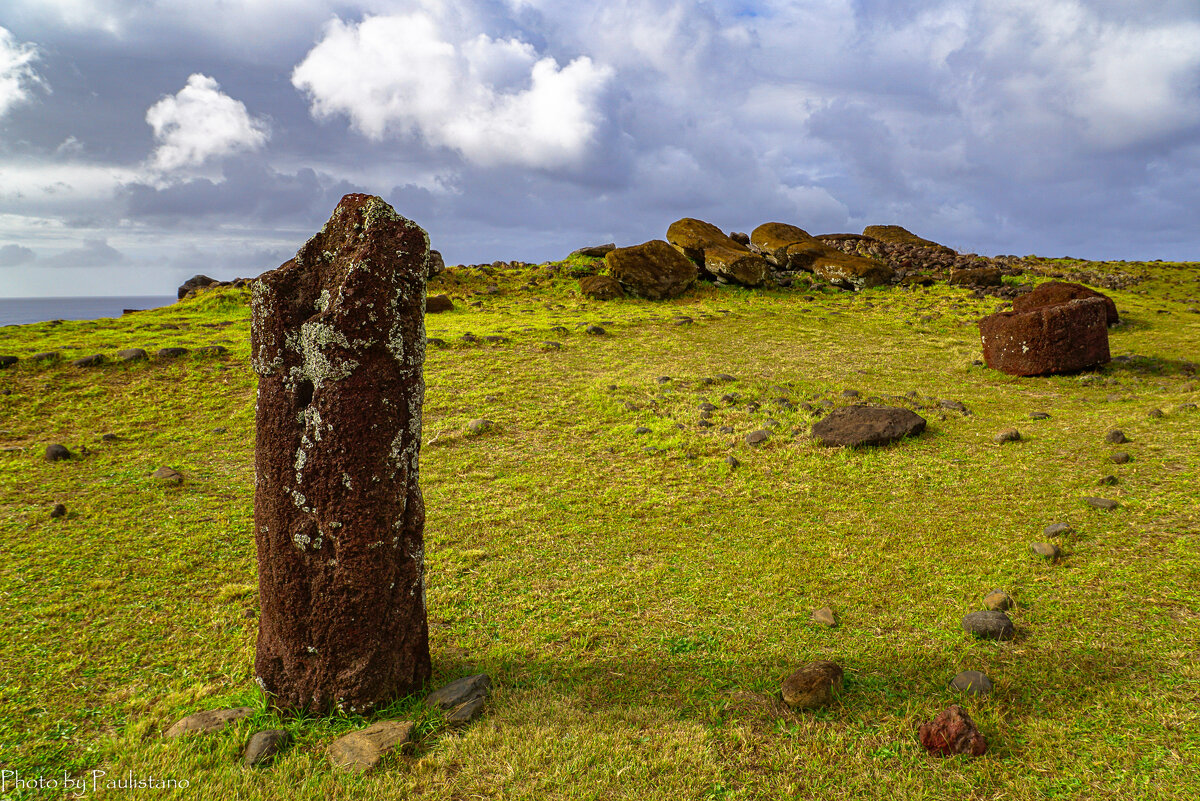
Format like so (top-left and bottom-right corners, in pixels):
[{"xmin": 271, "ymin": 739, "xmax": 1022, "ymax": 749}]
[
  {"xmin": 0, "ymin": 355, "xmax": 16, "ymax": 369},
  {"xmin": 1012, "ymin": 281, "xmax": 1119, "ymax": 326},
  {"xmin": 156, "ymin": 347, "xmax": 189, "ymax": 359},
  {"xmin": 426, "ymin": 294, "xmax": 454, "ymax": 313},
  {"xmin": 243, "ymin": 729, "xmax": 290, "ymax": 768},
  {"xmin": 178, "ymin": 274, "xmax": 220, "ymax": 300},
  {"xmin": 978, "ymin": 297, "xmax": 1110, "ymax": 376},
  {"xmin": 571, "ymin": 243, "xmax": 616, "ymax": 258},
  {"xmin": 45, "ymin": 444, "xmax": 73, "ymax": 462},
  {"xmin": 962, "ymin": 610, "xmax": 1014, "ymax": 640},
  {"xmin": 811, "ymin": 406, "xmax": 926, "ymax": 447},
  {"xmin": 250, "ymin": 194, "xmax": 431, "ymax": 715},
  {"xmin": 949, "ymin": 671, "xmax": 993, "ymax": 696},
  {"xmin": 919, "ymin": 705, "xmax": 987, "ymax": 756},
  {"xmin": 604, "ymin": 240, "xmax": 698, "ymax": 300},
  {"xmin": 117, "ymin": 348, "xmax": 148, "ymax": 362}
]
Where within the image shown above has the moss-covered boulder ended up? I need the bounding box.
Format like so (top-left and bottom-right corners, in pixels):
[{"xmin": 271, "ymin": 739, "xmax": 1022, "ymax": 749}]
[
  {"xmin": 579, "ymin": 275, "xmax": 625, "ymax": 300},
  {"xmin": 948, "ymin": 267, "xmax": 1002, "ymax": 287},
  {"xmin": 811, "ymin": 250, "xmax": 893, "ymax": 290},
  {"xmin": 604, "ymin": 240, "xmax": 697, "ymax": 300},
  {"xmin": 862, "ymin": 225, "xmax": 944, "ymax": 249},
  {"xmin": 749, "ymin": 222, "xmax": 813, "ymax": 266},
  {"xmin": 751, "ymin": 222, "xmax": 892, "ymax": 288},
  {"xmin": 667, "ymin": 218, "xmax": 767, "ymax": 286}
]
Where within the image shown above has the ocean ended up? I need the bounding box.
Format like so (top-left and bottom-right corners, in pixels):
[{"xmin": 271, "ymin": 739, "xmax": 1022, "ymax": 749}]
[{"xmin": 0, "ymin": 296, "xmax": 179, "ymax": 327}]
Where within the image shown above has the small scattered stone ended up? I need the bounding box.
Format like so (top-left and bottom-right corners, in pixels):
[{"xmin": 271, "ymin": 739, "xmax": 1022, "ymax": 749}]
[
  {"xmin": 151, "ymin": 466, "xmax": 184, "ymax": 484},
  {"xmin": 656, "ymin": 376, "xmax": 671, "ymax": 384},
  {"xmin": 994, "ymin": 428, "xmax": 1021, "ymax": 444},
  {"xmin": 327, "ymin": 720, "xmax": 415, "ymax": 773},
  {"xmin": 31, "ymin": 352, "xmax": 60, "ymax": 362},
  {"xmin": 745, "ymin": 430, "xmax": 770, "ymax": 446},
  {"xmin": 725, "ymin": 455, "xmax": 739, "ymax": 468},
  {"xmin": 635, "ymin": 426, "xmax": 651, "ymax": 435},
  {"xmin": 841, "ymin": 389, "xmax": 860, "ymax": 398},
  {"xmin": 156, "ymin": 347, "xmax": 189, "ymax": 359},
  {"xmin": 164, "ymin": 706, "xmax": 253, "ymax": 738},
  {"xmin": 1030, "ymin": 542, "xmax": 1062, "ymax": 560},
  {"xmin": 1147, "ymin": 408, "xmax": 1164, "ymax": 419},
  {"xmin": 961, "ymin": 610, "xmax": 1014, "ymax": 640},
  {"xmin": 0, "ymin": 355, "xmax": 17, "ymax": 368},
  {"xmin": 698, "ymin": 402, "xmax": 717, "ymax": 412},
  {"xmin": 1098, "ymin": 475, "xmax": 1119, "ymax": 486},
  {"xmin": 50, "ymin": 503, "xmax": 67, "ymax": 519},
  {"xmin": 117, "ymin": 348, "xmax": 147, "ymax": 362},
  {"xmin": 45, "ymin": 444, "xmax": 73, "ymax": 462},
  {"xmin": 781, "ymin": 661, "xmax": 843, "ymax": 709},
  {"xmin": 938, "ymin": 399, "xmax": 969, "ymax": 413},
  {"xmin": 714, "ymin": 374, "xmax": 737, "ymax": 382},
  {"xmin": 1029, "ymin": 411, "xmax": 1051, "ymax": 420},
  {"xmin": 1043, "ymin": 522, "xmax": 1072, "ymax": 537},
  {"xmin": 444, "ymin": 695, "xmax": 487, "ymax": 726},
  {"xmin": 539, "ymin": 341, "xmax": 562, "ymax": 350},
  {"xmin": 585, "ymin": 325, "xmax": 606, "ymax": 335},
  {"xmin": 467, "ymin": 419, "xmax": 494, "ymax": 435},
  {"xmin": 949, "ymin": 671, "xmax": 993, "ymax": 696},
  {"xmin": 1084, "ymin": 497, "xmax": 1119, "ymax": 510},
  {"xmin": 812, "ymin": 607, "xmax": 837, "ymax": 627},
  {"xmin": 982, "ymin": 591, "xmax": 1012, "ymax": 611},
  {"xmin": 426, "ymin": 673, "xmax": 492, "ymax": 710},
  {"xmin": 919, "ymin": 705, "xmax": 987, "ymax": 756},
  {"xmin": 243, "ymin": 729, "xmax": 290, "ymax": 768},
  {"xmin": 1110, "ymin": 451, "xmax": 1131, "ymax": 464},
  {"xmin": 196, "ymin": 345, "xmax": 228, "ymax": 356},
  {"xmin": 1105, "ymin": 429, "xmax": 1129, "ymax": 444},
  {"xmin": 71, "ymin": 354, "xmax": 105, "ymax": 367}
]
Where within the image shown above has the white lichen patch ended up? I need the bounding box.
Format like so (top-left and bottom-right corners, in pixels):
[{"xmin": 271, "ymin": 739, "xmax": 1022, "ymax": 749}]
[
  {"xmin": 298, "ymin": 321, "xmax": 359, "ymax": 389},
  {"xmin": 293, "ymin": 531, "xmax": 311, "ymax": 550},
  {"xmin": 316, "ymin": 289, "xmax": 331, "ymax": 311},
  {"xmin": 291, "ymin": 489, "xmax": 307, "ymax": 508},
  {"xmin": 341, "ymin": 472, "xmax": 353, "ymax": 490}
]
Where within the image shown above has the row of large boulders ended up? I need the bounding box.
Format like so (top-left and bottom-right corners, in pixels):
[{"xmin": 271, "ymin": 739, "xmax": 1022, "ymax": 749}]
[{"xmin": 574, "ymin": 220, "xmax": 1026, "ymax": 302}]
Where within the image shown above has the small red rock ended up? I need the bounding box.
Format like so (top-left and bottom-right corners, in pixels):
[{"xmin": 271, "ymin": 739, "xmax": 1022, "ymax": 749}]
[{"xmin": 918, "ymin": 704, "xmax": 987, "ymax": 756}]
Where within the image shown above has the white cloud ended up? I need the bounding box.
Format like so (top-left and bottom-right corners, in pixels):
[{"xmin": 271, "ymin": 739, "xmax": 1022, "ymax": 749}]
[
  {"xmin": 43, "ymin": 237, "xmax": 123, "ymax": 268},
  {"xmin": 0, "ymin": 243, "xmax": 36, "ymax": 266},
  {"xmin": 0, "ymin": 26, "xmax": 44, "ymax": 119},
  {"xmin": 291, "ymin": 12, "xmax": 614, "ymax": 169},
  {"xmin": 146, "ymin": 74, "xmax": 270, "ymax": 172}
]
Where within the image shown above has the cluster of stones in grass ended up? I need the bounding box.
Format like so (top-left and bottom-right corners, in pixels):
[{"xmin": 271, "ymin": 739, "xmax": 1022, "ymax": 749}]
[
  {"xmin": 0, "ymin": 345, "xmax": 229, "ymax": 370},
  {"xmin": 162, "ymin": 674, "xmax": 490, "ymax": 771}
]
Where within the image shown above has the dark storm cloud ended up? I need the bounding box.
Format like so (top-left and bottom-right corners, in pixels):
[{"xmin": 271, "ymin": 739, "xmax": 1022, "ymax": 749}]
[{"xmin": 2, "ymin": 1, "xmax": 1199, "ymax": 297}]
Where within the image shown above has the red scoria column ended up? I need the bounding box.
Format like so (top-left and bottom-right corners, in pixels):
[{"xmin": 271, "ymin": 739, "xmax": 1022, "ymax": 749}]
[{"xmin": 250, "ymin": 194, "xmax": 431, "ymax": 714}]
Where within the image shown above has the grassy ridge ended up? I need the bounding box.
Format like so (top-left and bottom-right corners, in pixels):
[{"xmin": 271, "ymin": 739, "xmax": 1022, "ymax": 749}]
[{"xmin": 0, "ymin": 259, "xmax": 1197, "ymax": 799}]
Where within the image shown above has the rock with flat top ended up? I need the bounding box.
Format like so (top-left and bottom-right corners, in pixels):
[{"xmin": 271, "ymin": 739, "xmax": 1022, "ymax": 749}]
[
  {"xmin": 164, "ymin": 706, "xmax": 253, "ymax": 738},
  {"xmin": 327, "ymin": 720, "xmax": 415, "ymax": 773}
]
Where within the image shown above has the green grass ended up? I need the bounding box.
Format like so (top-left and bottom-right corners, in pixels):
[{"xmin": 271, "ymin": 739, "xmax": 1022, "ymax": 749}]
[{"xmin": 0, "ymin": 259, "xmax": 1198, "ymax": 799}]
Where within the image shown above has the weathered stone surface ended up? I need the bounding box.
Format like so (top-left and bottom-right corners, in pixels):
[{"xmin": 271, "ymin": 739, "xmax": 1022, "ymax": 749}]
[
  {"xmin": 1105, "ymin": 429, "xmax": 1129, "ymax": 444},
  {"xmin": 604, "ymin": 240, "xmax": 697, "ymax": 300},
  {"xmin": 781, "ymin": 661, "xmax": 843, "ymax": 709},
  {"xmin": 1111, "ymin": 451, "xmax": 1131, "ymax": 464},
  {"xmin": 949, "ymin": 671, "xmax": 993, "ymax": 696},
  {"xmin": 862, "ymin": 225, "xmax": 945, "ymax": 249},
  {"xmin": 962, "ymin": 610, "xmax": 1014, "ymax": 640},
  {"xmin": 178, "ymin": 274, "xmax": 220, "ymax": 300},
  {"xmin": 982, "ymin": 591, "xmax": 1013, "ymax": 611},
  {"xmin": 196, "ymin": 345, "xmax": 228, "ymax": 357},
  {"xmin": 426, "ymin": 673, "xmax": 492, "ymax": 710},
  {"xmin": 571, "ymin": 243, "xmax": 616, "ymax": 258},
  {"xmin": 811, "ymin": 406, "xmax": 926, "ymax": 447},
  {"xmin": 45, "ymin": 444, "xmax": 73, "ymax": 462},
  {"xmin": 978, "ymin": 297, "xmax": 1111, "ymax": 376},
  {"xmin": 164, "ymin": 706, "xmax": 253, "ymax": 738},
  {"xmin": 745, "ymin": 430, "xmax": 770, "ymax": 446},
  {"xmin": 445, "ymin": 695, "xmax": 487, "ymax": 726},
  {"xmin": 50, "ymin": 503, "xmax": 67, "ymax": 518},
  {"xmin": 243, "ymin": 729, "xmax": 290, "ymax": 767},
  {"xmin": 425, "ymin": 249, "xmax": 445, "ymax": 279},
  {"xmin": 667, "ymin": 218, "xmax": 767, "ymax": 286},
  {"xmin": 151, "ymin": 466, "xmax": 183, "ymax": 484},
  {"xmin": 749, "ymin": 222, "xmax": 811, "ymax": 265},
  {"xmin": 157, "ymin": 347, "xmax": 189, "ymax": 359},
  {"xmin": 426, "ymin": 294, "xmax": 454, "ymax": 313},
  {"xmin": 994, "ymin": 428, "xmax": 1021, "ymax": 444},
  {"xmin": 1012, "ymin": 281, "xmax": 1119, "ymax": 326},
  {"xmin": 948, "ymin": 267, "xmax": 1002, "ymax": 287},
  {"xmin": 251, "ymin": 194, "xmax": 431, "ymax": 715},
  {"xmin": 71, "ymin": 354, "xmax": 105, "ymax": 367},
  {"xmin": 580, "ymin": 275, "xmax": 626, "ymax": 300},
  {"xmin": 117, "ymin": 348, "xmax": 148, "ymax": 362},
  {"xmin": 0, "ymin": 355, "xmax": 17, "ymax": 369},
  {"xmin": 1044, "ymin": 522, "xmax": 1072, "ymax": 537},
  {"xmin": 812, "ymin": 607, "xmax": 838, "ymax": 627},
  {"xmin": 1085, "ymin": 497, "xmax": 1119, "ymax": 510},
  {"xmin": 327, "ymin": 720, "xmax": 415, "ymax": 773},
  {"xmin": 1030, "ymin": 542, "xmax": 1062, "ymax": 559},
  {"xmin": 919, "ymin": 705, "xmax": 987, "ymax": 756}
]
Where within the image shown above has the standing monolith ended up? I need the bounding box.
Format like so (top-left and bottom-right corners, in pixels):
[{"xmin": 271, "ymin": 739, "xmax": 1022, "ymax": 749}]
[{"xmin": 250, "ymin": 193, "xmax": 431, "ymax": 715}]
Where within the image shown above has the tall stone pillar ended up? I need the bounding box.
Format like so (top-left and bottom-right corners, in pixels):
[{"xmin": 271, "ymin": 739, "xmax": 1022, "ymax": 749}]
[{"xmin": 250, "ymin": 194, "xmax": 431, "ymax": 714}]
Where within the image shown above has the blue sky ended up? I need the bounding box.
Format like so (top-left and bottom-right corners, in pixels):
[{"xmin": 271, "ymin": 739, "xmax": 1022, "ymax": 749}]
[{"xmin": 1, "ymin": 0, "xmax": 1198, "ymax": 297}]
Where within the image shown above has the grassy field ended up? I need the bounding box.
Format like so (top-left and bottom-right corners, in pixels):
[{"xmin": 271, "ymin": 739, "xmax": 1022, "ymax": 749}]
[{"xmin": 0, "ymin": 256, "xmax": 1197, "ymax": 799}]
